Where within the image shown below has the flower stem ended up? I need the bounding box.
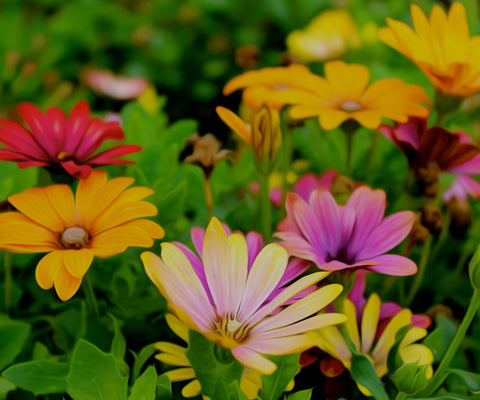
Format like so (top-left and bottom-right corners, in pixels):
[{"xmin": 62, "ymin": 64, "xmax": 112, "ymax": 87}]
[
  {"xmin": 260, "ymin": 171, "xmax": 272, "ymax": 242},
  {"xmin": 345, "ymin": 130, "xmax": 353, "ymax": 176},
  {"xmin": 83, "ymin": 273, "xmax": 100, "ymax": 318},
  {"xmin": 360, "ymin": 130, "xmax": 379, "ymax": 180},
  {"xmin": 419, "ymin": 289, "xmax": 480, "ymax": 396},
  {"xmin": 405, "ymin": 235, "xmax": 432, "ymax": 306},
  {"xmin": 4, "ymin": 253, "xmax": 12, "ymax": 313},
  {"xmin": 280, "ymin": 124, "xmax": 294, "ymax": 218},
  {"xmin": 204, "ymin": 175, "xmax": 213, "ymax": 219}
]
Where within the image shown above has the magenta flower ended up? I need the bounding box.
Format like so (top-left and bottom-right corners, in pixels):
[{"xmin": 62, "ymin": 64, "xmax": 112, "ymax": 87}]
[
  {"xmin": 379, "ymin": 117, "xmax": 480, "ymax": 200},
  {"xmin": 275, "ymin": 186, "xmax": 417, "ymax": 276},
  {"xmin": 142, "ymin": 217, "xmax": 346, "ymax": 374},
  {"xmin": 0, "ymin": 101, "xmax": 141, "ymax": 178}
]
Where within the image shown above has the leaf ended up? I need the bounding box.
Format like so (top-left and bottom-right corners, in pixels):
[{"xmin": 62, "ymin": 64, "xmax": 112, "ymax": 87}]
[
  {"xmin": 0, "ymin": 377, "xmax": 16, "ymax": 397},
  {"xmin": 128, "ymin": 366, "xmax": 157, "ymax": 400},
  {"xmin": 260, "ymin": 354, "xmax": 300, "ymax": 400},
  {"xmin": 0, "ymin": 320, "xmax": 30, "ymax": 371},
  {"xmin": 109, "ymin": 314, "xmax": 127, "ymax": 361},
  {"xmin": 156, "ymin": 374, "xmax": 172, "ymax": 400},
  {"xmin": 162, "ymin": 119, "xmax": 197, "ymax": 149},
  {"xmin": 186, "ymin": 330, "xmax": 244, "ymax": 400},
  {"xmin": 155, "ymin": 181, "xmax": 188, "ymax": 225},
  {"xmin": 67, "ymin": 339, "xmax": 128, "ymax": 400},
  {"xmin": 285, "ymin": 389, "xmax": 313, "ymax": 400},
  {"xmin": 350, "ymin": 353, "xmax": 389, "ymax": 400},
  {"xmin": 2, "ymin": 361, "xmax": 68, "ymax": 395},
  {"xmin": 446, "ymin": 369, "xmax": 480, "ymax": 393},
  {"xmin": 423, "ymin": 314, "xmax": 457, "ymax": 363},
  {"xmin": 131, "ymin": 345, "xmax": 157, "ymax": 381}
]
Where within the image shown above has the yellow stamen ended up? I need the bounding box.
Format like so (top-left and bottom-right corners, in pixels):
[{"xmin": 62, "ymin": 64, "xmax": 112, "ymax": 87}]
[{"xmin": 340, "ymin": 100, "xmax": 363, "ymax": 112}]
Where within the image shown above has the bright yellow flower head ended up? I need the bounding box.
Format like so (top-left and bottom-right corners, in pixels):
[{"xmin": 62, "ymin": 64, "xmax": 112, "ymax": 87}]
[
  {"xmin": 379, "ymin": 2, "xmax": 480, "ymax": 97},
  {"xmin": 286, "ymin": 9, "xmax": 361, "ymax": 63},
  {"xmin": 269, "ymin": 60, "xmax": 429, "ymax": 130},
  {"xmin": 310, "ymin": 294, "xmax": 433, "ymax": 396},
  {"xmin": 0, "ymin": 170, "xmax": 164, "ymax": 301}
]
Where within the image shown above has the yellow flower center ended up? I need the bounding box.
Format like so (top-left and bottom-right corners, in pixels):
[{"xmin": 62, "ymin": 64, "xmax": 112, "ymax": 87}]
[
  {"xmin": 211, "ymin": 314, "xmax": 253, "ymax": 348},
  {"xmin": 57, "ymin": 151, "xmax": 73, "ymax": 161},
  {"xmin": 60, "ymin": 226, "xmax": 90, "ymax": 249},
  {"xmin": 340, "ymin": 100, "xmax": 363, "ymax": 112}
]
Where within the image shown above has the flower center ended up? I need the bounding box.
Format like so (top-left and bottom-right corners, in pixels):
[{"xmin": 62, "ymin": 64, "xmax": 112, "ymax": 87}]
[
  {"xmin": 211, "ymin": 314, "xmax": 252, "ymax": 346},
  {"xmin": 340, "ymin": 100, "xmax": 363, "ymax": 112},
  {"xmin": 60, "ymin": 227, "xmax": 90, "ymax": 249},
  {"xmin": 57, "ymin": 151, "xmax": 74, "ymax": 161}
]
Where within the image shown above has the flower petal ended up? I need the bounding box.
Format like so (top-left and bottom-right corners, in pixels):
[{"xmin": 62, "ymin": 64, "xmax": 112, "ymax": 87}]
[
  {"xmin": 231, "ymin": 347, "xmax": 277, "ymax": 375},
  {"xmin": 53, "ymin": 266, "xmax": 83, "ymax": 301}
]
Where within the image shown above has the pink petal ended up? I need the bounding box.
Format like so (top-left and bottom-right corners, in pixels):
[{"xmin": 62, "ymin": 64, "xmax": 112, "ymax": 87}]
[
  {"xmin": 274, "ymin": 231, "xmax": 324, "ymax": 265},
  {"xmin": 60, "ymin": 160, "xmax": 92, "ymax": 179},
  {"xmin": 245, "ymin": 231, "xmax": 263, "ymax": 270},
  {"xmin": 355, "ymin": 211, "xmax": 415, "ymax": 260},
  {"xmin": 231, "ymin": 347, "xmax": 277, "ymax": 375},
  {"xmin": 18, "ymin": 103, "xmax": 57, "ymax": 157},
  {"xmin": 294, "ymin": 173, "xmax": 320, "ymax": 202},
  {"xmin": 448, "ymin": 154, "xmax": 480, "ymax": 175},
  {"xmin": 0, "ymin": 120, "xmax": 49, "ymax": 159},
  {"xmin": 85, "ymin": 144, "xmax": 142, "ymax": 165},
  {"xmin": 443, "ymin": 174, "xmax": 480, "ymax": 201},
  {"xmin": 63, "ymin": 101, "xmax": 91, "ymax": 154},
  {"xmin": 191, "ymin": 227, "xmax": 205, "ymax": 256},
  {"xmin": 45, "ymin": 107, "xmax": 67, "ymax": 149},
  {"xmin": 75, "ymin": 120, "xmax": 125, "ymax": 160},
  {"xmin": 365, "ymin": 254, "xmax": 417, "ymax": 276},
  {"xmin": 245, "ymin": 335, "xmax": 312, "ymax": 355}
]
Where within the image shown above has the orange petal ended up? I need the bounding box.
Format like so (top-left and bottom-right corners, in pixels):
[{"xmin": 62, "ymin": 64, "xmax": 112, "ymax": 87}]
[
  {"xmin": 35, "ymin": 251, "xmax": 63, "ymax": 289},
  {"xmin": 216, "ymin": 106, "xmax": 252, "ymax": 145},
  {"xmin": 324, "ymin": 61, "xmax": 370, "ymax": 100},
  {"xmin": 318, "ymin": 108, "xmax": 349, "ymax": 130},
  {"xmin": 62, "ymin": 249, "xmax": 94, "ymax": 278},
  {"xmin": 54, "ymin": 265, "xmax": 83, "ymax": 301}
]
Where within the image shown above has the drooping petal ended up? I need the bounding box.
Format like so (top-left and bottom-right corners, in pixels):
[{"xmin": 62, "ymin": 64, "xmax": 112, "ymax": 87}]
[
  {"xmin": 35, "ymin": 251, "xmax": 63, "ymax": 289},
  {"xmin": 231, "ymin": 347, "xmax": 277, "ymax": 375},
  {"xmin": 53, "ymin": 266, "xmax": 83, "ymax": 301},
  {"xmin": 246, "ymin": 334, "xmax": 312, "ymax": 355},
  {"xmin": 366, "ymin": 254, "xmax": 417, "ymax": 276},
  {"xmin": 361, "ymin": 294, "xmax": 381, "ymax": 353},
  {"xmin": 61, "ymin": 249, "xmax": 95, "ymax": 278}
]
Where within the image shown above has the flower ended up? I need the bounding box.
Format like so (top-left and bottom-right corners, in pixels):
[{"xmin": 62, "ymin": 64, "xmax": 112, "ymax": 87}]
[
  {"xmin": 142, "ymin": 217, "xmax": 346, "ymax": 375},
  {"xmin": 378, "ymin": 2, "xmax": 480, "ymax": 97},
  {"xmin": 310, "ymin": 292, "xmax": 433, "ymax": 395},
  {"xmin": 155, "ymin": 314, "xmax": 261, "ymax": 400},
  {"xmin": 0, "ymin": 170, "xmax": 164, "ymax": 301},
  {"xmin": 0, "ymin": 100, "xmax": 142, "ymax": 178},
  {"xmin": 286, "ymin": 9, "xmax": 360, "ymax": 62},
  {"xmin": 216, "ymin": 105, "xmax": 281, "ymax": 168},
  {"xmin": 83, "ymin": 69, "xmax": 150, "ymax": 100},
  {"xmin": 269, "ymin": 60, "xmax": 429, "ymax": 130},
  {"xmin": 222, "ymin": 64, "xmax": 318, "ymax": 111},
  {"xmin": 379, "ymin": 117, "xmax": 480, "ymax": 199},
  {"xmin": 275, "ymin": 186, "xmax": 417, "ymax": 276}
]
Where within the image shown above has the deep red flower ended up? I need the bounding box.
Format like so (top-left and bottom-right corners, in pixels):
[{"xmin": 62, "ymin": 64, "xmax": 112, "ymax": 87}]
[{"xmin": 0, "ymin": 101, "xmax": 141, "ymax": 178}]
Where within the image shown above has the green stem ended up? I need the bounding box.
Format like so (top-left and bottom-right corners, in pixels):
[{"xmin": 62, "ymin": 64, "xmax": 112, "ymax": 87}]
[
  {"xmin": 361, "ymin": 130, "xmax": 379, "ymax": 180},
  {"xmin": 345, "ymin": 130, "xmax": 353, "ymax": 176},
  {"xmin": 430, "ymin": 211, "xmax": 451, "ymax": 262},
  {"xmin": 83, "ymin": 273, "xmax": 100, "ymax": 318},
  {"xmin": 4, "ymin": 253, "xmax": 12, "ymax": 313},
  {"xmin": 204, "ymin": 175, "xmax": 213, "ymax": 220},
  {"xmin": 405, "ymin": 236, "xmax": 432, "ymax": 306},
  {"xmin": 259, "ymin": 171, "xmax": 272, "ymax": 242},
  {"xmin": 419, "ymin": 289, "xmax": 480, "ymax": 397},
  {"xmin": 280, "ymin": 124, "xmax": 294, "ymax": 219}
]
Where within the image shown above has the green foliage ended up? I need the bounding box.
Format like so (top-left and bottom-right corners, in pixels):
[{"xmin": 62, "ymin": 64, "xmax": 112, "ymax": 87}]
[
  {"xmin": 260, "ymin": 354, "xmax": 300, "ymax": 400},
  {"xmin": 128, "ymin": 366, "xmax": 158, "ymax": 400},
  {"xmin": 285, "ymin": 389, "xmax": 312, "ymax": 400},
  {"xmin": 424, "ymin": 315, "xmax": 458, "ymax": 363},
  {"xmin": 350, "ymin": 353, "xmax": 389, "ymax": 400},
  {"xmin": 0, "ymin": 318, "xmax": 30, "ymax": 371}
]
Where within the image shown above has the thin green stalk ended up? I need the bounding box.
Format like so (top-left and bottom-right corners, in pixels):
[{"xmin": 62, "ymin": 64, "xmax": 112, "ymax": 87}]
[
  {"xmin": 405, "ymin": 236, "xmax": 432, "ymax": 306},
  {"xmin": 430, "ymin": 211, "xmax": 451, "ymax": 261},
  {"xmin": 4, "ymin": 253, "xmax": 12, "ymax": 313},
  {"xmin": 345, "ymin": 130, "xmax": 353, "ymax": 176},
  {"xmin": 83, "ymin": 273, "xmax": 100, "ymax": 318},
  {"xmin": 361, "ymin": 130, "xmax": 379, "ymax": 180},
  {"xmin": 419, "ymin": 289, "xmax": 480, "ymax": 397},
  {"xmin": 259, "ymin": 171, "xmax": 272, "ymax": 242},
  {"xmin": 280, "ymin": 125, "xmax": 294, "ymax": 219},
  {"xmin": 204, "ymin": 175, "xmax": 213, "ymax": 220}
]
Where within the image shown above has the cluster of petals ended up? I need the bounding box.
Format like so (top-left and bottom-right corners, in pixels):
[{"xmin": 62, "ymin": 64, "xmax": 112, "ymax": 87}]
[
  {"xmin": 0, "ymin": 100, "xmax": 141, "ymax": 178},
  {"xmin": 0, "ymin": 170, "xmax": 164, "ymax": 301},
  {"xmin": 83, "ymin": 69, "xmax": 150, "ymax": 100},
  {"xmin": 142, "ymin": 217, "xmax": 346, "ymax": 375},
  {"xmin": 379, "ymin": 117, "xmax": 480, "ymax": 201},
  {"xmin": 275, "ymin": 185, "xmax": 417, "ymax": 276},
  {"xmin": 379, "ymin": 2, "xmax": 480, "ymax": 97},
  {"xmin": 310, "ymin": 292, "xmax": 433, "ymax": 395}
]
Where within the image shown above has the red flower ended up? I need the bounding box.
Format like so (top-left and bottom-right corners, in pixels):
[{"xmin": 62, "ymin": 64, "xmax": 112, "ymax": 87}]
[{"xmin": 0, "ymin": 101, "xmax": 141, "ymax": 178}]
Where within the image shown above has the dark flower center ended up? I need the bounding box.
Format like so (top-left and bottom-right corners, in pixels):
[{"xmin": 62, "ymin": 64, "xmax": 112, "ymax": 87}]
[{"xmin": 60, "ymin": 227, "xmax": 90, "ymax": 249}]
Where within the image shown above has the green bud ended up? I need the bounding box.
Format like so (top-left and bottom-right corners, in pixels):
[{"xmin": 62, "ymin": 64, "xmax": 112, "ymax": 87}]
[
  {"xmin": 468, "ymin": 243, "xmax": 480, "ymax": 291},
  {"xmin": 390, "ymin": 362, "xmax": 430, "ymax": 394}
]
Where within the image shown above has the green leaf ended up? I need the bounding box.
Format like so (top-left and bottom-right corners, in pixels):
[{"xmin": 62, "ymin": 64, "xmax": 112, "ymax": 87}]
[
  {"xmin": 390, "ymin": 362, "xmax": 429, "ymax": 394},
  {"xmin": 162, "ymin": 119, "xmax": 197, "ymax": 149},
  {"xmin": 186, "ymin": 330, "xmax": 244, "ymax": 400},
  {"xmin": 423, "ymin": 314, "xmax": 457, "ymax": 363},
  {"xmin": 260, "ymin": 354, "xmax": 300, "ymax": 400},
  {"xmin": 350, "ymin": 353, "xmax": 389, "ymax": 400},
  {"xmin": 285, "ymin": 389, "xmax": 313, "ymax": 400},
  {"xmin": 131, "ymin": 345, "xmax": 157, "ymax": 382},
  {"xmin": 128, "ymin": 366, "xmax": 157, "ymax": 400},
  {"xmin": 446, "ymin": 369, "xmax": 480, "ymax": 393},
  {"xmin": 0, "ymin": 320, "xmax": 30, "ymax": 371},
  {"xmin": 155, "ymin": 181, "xmax": 188, "ymax": 225},
  {"xmin": 0, "ymin": 377, "xmax": 16, "ymax": 397},
  {"xmin": 67, "ymin": 339, "xmax": 128, "ymax": 400},
  {"xmin": 109, "ymin": 314, "xmax": 127, "ymax": 361},
  {"xmin": 2, "ymin": 361, "xmax": 68, "ymax": 395},
  {"xmin": 156, "ymin": 374, "xmax": 172, "ymax": 400}
]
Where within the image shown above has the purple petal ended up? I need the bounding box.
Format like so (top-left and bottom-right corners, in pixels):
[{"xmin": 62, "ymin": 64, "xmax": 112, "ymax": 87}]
[
  {"xmin": 443, "ymin": 174, "xmax": 480, "ymax": 202},
  {"xmin": 274, "ymin": 231, "xmax": 325, "ymax": 265},
  {"xmin": 449, "ymin": 154, "xmax": 480, "ymax": 174},
  {"xmin": 365, "ymin": 254, "xmax": 417, "ymax": 276},
  {"xmin": 191, "ymin": 227, "xmax": 205, "ymax": 257},
  {"xmin": 246, "ymin": 231, "xmax": 264, "ymax": 269}
]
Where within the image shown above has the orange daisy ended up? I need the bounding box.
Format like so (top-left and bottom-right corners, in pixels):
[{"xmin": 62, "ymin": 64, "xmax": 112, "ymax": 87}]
[
  {"xmin": 379, "ymin": 2, "xmax": 480, "ymax": 97},
  {"xmin": 0, "ymin": 170, "xmax": 164, "ymax": 301}
]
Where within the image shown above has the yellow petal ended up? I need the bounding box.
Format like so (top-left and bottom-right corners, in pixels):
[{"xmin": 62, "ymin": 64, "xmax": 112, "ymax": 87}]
[
  {"xmin": 343, "ymin": 299, "xmax": 361, "ymax": 352},
  {"xmin": 216, "ymin": 106, "xmax": 252, "ymax": 145},
  {"xmin": 53, "ymin": 266, "xmax": 82, "ymax": 301},
  {"xmin": 155, "ymin": 352, "xmax": 190, "ymax": 367},
  {"xmin": 154, "ymin": 341, "xmax": 187, "ymax": 355},
  {"xmin": 361, "ymin": 294, "xmax": 381, "ymax": 353},
  {"xmin": 61, "ymin": 249, "xmax": 94, "ymax": 278},
  {"xmin": 324, "ymin": 61, "xmax": 370, "ymax": 100},
  {"xmin": 75, "ymin": 170, "xmax": 108, "ymax": 225},
  {"xmin": 240, "ymin": 369, "xmax": 262, "ymax": 400},
  {"xmin": 163, "ymin": 368, "xmax": 196, "ymax": 382},
  {"xmin": 35, "ymin": 251, "xmax": 63, "ymax": 289},
  {"xmin": 166, "ymin": 313, "xmax": 189, "ymax": 343},
  {"xmin": 319, "ymin": 108, "xmax": 349, "ymax": 130},
  {"xmin": 182, "ymin": 380, "xmax": 202, "ymax": 398}
]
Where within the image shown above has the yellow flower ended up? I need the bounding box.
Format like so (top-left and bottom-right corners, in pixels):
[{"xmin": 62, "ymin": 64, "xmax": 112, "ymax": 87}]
[
  {"xmin": 286, "ymin": 9, "xmax": 360, "ymax": 62},
  {"xmin": 0, "ymin": 170, "xmax": 164, "ymax": 301},
  {"xmin": 155, "ymin": 314, "xmax": 262, "ymax": 400},
  {"xmin": 310, "ymin": 294, "xmax": 433, "ymax": 396},
  {"xmin": 379, "ymin": 2, "xmax": 480, "ymax": 97},
  {"xmin": 216, "ymin": 105, "xmax": 281, "ymax": 167},
  {"xmin": 270, "ymin": 60, "xmax": 429, "ymax": 130}
]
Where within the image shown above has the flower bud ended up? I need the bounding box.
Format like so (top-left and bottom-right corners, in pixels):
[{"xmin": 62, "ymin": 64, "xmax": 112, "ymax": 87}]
[
  {"xmin": 251, "ymin": 106, "xmax": 282, "ymax": 168},
  {"xmin": 391, "ymin": 362, "xmax": 430, "ymax": 394},
  {"xmin": 420, "ymin": 204, "xmax": 443, "ymax": 235}
]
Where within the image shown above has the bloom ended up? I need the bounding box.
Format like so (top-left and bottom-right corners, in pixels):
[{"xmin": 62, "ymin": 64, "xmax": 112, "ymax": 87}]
[
  {"xmin": 142, "ymin": 217, "xmax": 346, "ymax": 374},
  {"xmin": 275, "ymin": 186, "xmax": 417, "ymax": 275},
  {"xmin": 84, "ymin": 69, "xmax": 150, "ymax": 100},
  {"xmin": 286, "ymin": 9, "xmax": 360, "ymax": 62},
  {"xmin": 0, "ymin": 170, "xmax": 164, "ymax": 300},
  {"xmin": 379, "ymin": 2, "xmax": 480, "ymax": 97},
  {"xmin": 269, "ymin": 60, "xmax": 429, "ymax": 130},
  {"xmin": 0, "ymin": 100, "xmax": 141, "ymax": 178},
  {"xmin": 310, "ymin": 293, "xmax": 433, "ymax": 395},
  {"xmin": 379, "ymin": 117, "xmax": 480, "ymax": 199}
]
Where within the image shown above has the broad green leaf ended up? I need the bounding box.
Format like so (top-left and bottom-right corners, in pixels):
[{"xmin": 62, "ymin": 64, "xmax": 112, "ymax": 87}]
[
  {"xmin": 128, "ymin": 366, "xmax": 157, "ymax": 400},
  {"xmin": 2, "ymin": 360, "xmax": 68, "ymax": 395},
  {"xmin": 156, "ymin": 374, "xmax": 172, "ymax": 400},
  {"xmin": 162, "ymin": 119, "xmax": 197, "ymax": 149},
  {"xmin": 0, "ymin": 320, "xmax": 30, "ymax": 371},
  {"xmin": 285, "ymin": 389, "xmax": 313, "ymax": 400},
  {"xmin": 424, "ymin": 315, "xmax": 457, "ymax": 362},
  {"xmin": 390, "ymin": 362, "xmax": 429, "ymax": 394},
  {"xmin": 260, "ymin": 354, "xmax": 300, "ymax": 400},
  {"xmin": 109, "ymin": 314, "xmax": 127, "ymax": 361},
  {"xmin": 67, "ymin": 339, "xmax": 128, "ymax": 400},
  {"xmin": 155, "ymin": 181, "xmax": 188, "ymax": 226},
  {"xmin": 0, "ymin": 377, "xmax": 15, "ymax": 397},
  {"xmin": 446, "ymin": 369, "xmax": 480, "ymax": 393},
  {"xmin": 350, "ymin": 353, "xmax": 389, "ymax": 400},
  {"xmin": 186, "ymin": 330, "xmax": 244, "ymax": 400},
  {"xmin": 131, "ymin": 345, "xmax": 157, "ymax": 381}
]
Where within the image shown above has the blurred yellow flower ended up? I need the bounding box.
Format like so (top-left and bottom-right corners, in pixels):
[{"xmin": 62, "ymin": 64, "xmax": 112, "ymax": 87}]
[
  {"xmin": 0, "ymin": 170, "xmax": 164, "ymax": 301},
  {"xmin": 379, "ymin": 2, "xmax": 480, "ymax": 97},
  {"xmin": 286, "ymin": 9, "xmax": 360, "ymax": 63}
]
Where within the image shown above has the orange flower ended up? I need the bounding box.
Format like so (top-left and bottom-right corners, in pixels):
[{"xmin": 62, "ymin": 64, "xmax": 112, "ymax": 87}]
[
  {"xmin": 269, "ymin": 60, "xmax": 429, "ymax": 130},
  {"xmin": 379, "ymin": 3, "xmax": 480, "ymax": 97},
  {"xmin": 0, "ymin": 171, "xmax": 164, "ymax": 301}
]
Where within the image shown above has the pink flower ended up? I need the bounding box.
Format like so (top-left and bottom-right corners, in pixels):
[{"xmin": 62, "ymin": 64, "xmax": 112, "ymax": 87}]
[
  {"xmin": 142, "ymin": 217, "xmax": 346, "ymax": 374},
  {"xmin": 379, "ymin": 117, "xmax": 480, "ymax": 199},
  {"xmin": 275, "ymin": 186, "xmax": 417, "ymax": 276},
  {"xmin": 0, "ymin": 101, "xmax": 141, "ymax": 178},
  {"xmin": 84, "ymin": 69, "xmax": 150, "ymax": 100}
]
